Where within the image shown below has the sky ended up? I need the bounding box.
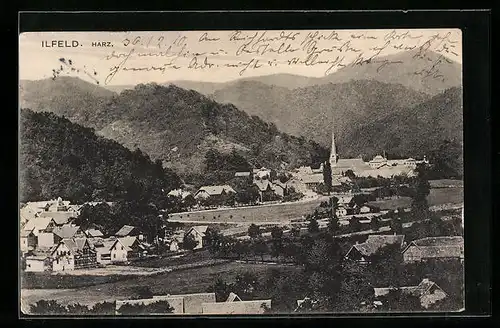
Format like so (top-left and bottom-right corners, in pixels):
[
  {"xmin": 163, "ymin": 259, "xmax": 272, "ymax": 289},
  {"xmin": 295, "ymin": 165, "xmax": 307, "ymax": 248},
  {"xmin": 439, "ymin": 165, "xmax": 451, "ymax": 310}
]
[{"xmin": 19, "ymin": 29, "xmax": 462, "ymax": 86}]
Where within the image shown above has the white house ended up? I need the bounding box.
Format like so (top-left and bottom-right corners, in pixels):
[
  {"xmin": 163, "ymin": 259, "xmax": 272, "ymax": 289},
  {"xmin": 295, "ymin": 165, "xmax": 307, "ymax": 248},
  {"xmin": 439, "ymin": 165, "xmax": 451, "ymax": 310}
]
[
  {"xmin": 184, "ymin": 226, "xmax": 209, "ymax": 250},
  {"xmin": 25, "ymin": 256, "xmax": 50, "ymax": 272},
  {"xmin": 110, "ymin": 236, "xmax": 140, "ymax": 263},
  {"xmin": 20, "ymin": 230, "xmax": 37, "ymax": 253},
  {"xmin": 51, "ymin": 237, "xmax": 97, "ymax": 271}
]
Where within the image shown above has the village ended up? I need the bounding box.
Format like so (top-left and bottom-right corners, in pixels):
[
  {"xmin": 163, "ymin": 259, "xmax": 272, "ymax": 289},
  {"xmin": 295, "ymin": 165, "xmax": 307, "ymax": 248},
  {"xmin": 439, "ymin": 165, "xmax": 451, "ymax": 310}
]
[{"xmin": 20, "ymin": 143, "xmax": 464, "ymax": 314}]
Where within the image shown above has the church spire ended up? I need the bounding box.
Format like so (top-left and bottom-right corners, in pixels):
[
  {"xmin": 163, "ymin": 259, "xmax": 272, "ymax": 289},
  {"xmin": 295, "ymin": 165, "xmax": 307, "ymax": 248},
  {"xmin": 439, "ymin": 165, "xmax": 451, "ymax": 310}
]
[{"xmin": 329, "ymin": 117, "xmax": 339, "ymax": 166}]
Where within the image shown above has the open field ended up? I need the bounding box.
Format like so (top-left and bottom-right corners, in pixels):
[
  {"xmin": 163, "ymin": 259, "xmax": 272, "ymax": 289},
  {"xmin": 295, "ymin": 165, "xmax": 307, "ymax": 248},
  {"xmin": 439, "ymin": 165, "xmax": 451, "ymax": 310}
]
[
  {"xmin": 368, "ymin": 187, "xmax": 463, "ymax": 210},
  {"xmin": 168, "ymin": 196, "xmax": 328, "ymax": 224},
  {"xmin": 429, "ymin": 179, "xmax": 464, "ymax": 188},
  {"xmin": 169, "ymin": 185, "xmax": 463, "ymax": 224},
  {"xmin": 21, "ymin": 261, "xmax": 300, "ymax": 309}
]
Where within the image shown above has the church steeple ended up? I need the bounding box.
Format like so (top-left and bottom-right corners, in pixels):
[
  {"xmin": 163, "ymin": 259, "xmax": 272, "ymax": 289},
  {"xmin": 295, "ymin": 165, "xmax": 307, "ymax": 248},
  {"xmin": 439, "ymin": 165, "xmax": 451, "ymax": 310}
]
[{"xmin": 329, "ymin": 119, "xmax": 339, "ymax": 166}]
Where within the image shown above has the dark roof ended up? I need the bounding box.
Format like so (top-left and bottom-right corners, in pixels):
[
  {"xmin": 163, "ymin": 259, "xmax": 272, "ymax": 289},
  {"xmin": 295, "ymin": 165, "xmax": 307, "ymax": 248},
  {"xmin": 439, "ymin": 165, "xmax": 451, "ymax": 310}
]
[
  {"xmin": 404, "ymin": 236, "xmax": 464, "ymax": 259},
  {"xmin": 348, "ymin": 234, "xmax": 405, "ymax": 257},
  {"xmin": 85, "ymin": 229, "xmax": 104, "ymax": 238},
  {"xmin": 53, "ymin": 225, "xmax": 81, "ymax": 239},
  {"xmin": 115, "ymin": 225, "xmax": 138, "ymax": 237}
]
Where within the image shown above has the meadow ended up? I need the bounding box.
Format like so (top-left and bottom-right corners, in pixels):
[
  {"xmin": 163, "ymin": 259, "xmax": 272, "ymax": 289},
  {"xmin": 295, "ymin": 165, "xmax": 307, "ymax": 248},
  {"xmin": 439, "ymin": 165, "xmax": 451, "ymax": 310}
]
[{"xmin": 21, "ymin": 261, "xmax": 300, "ymax": 308}]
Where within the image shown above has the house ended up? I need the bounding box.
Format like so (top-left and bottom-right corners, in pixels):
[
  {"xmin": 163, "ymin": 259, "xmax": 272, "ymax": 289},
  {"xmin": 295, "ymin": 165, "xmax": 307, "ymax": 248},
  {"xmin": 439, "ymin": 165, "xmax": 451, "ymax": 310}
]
[
  {"xmin": 271, "ymin": 180, "xmax": 288, "ymax": 198},
  {"xmin": 300, "ymin": 174, "xmax": 324, "ymax": 190},
  {"xmin": 374, "ymin": 278, "xmax": 448, "ymax": 309},
  {"xmin": 234, "ymin": 171, "xmax": 252, "ymax": 178},
  {"xmin": 39, "ymin": 211, "xmax": 76, "ymax": 226},
  {"xmin": 154, "ymin": 293, "xmax": 216, "ymax": 314},
  {"xmin": 294, "ymin": 296, "xmax": 319, "ymax": 312},
  {"xmin": 194, "ymin": 185, "xmax": 236, "ymax": 202},
  {"xmin": 167, "ymin": 189, "xmax": 192, "ymax": 199},
  {"xmin": 201, "ymin": 299, "xmax": 272, "ymax": 314},
  {"xmin": 253, "ymin": 167, "xmax": 272, "ymax": 179},
  {"xmin": 402, "ymin": 236, "xmax": 464, "ymax": 263},
  {"xmin": 254, "ymin": 180, "xmax": 276, "ymax": 202},
  {"xmin": 90, "ymin": 238, "xmax": 115, "ymax": 265},
  {"xmin": 344, "ymin": 234, "xmax": 406, "ymax": 264},
  {"xmin": 53, "ymin": 224, "xmax": 85, "ymax": 245},
  {"xmin": 115, "ymin": 225, "xmax": 145, "ymax": 241},
  {"xmin": 225, "ymin": 292, "xmax": 242, "ymax": 302},
  {"xmin": 184, "ymin": 226, "xmax": 209, "ymax": 250},
  {"xmin": 336, "ymin": 195, "xmax": 355, "ymax": 206},
  {"xmin": 335, "ymin": 205, "xmax": 356, "ymax": 217},
  {"xmin": 116, "ymin": 293, "xmax": 217, "ymax": 315},
  {"xmin": 51, "ymin": 237, "xmax": 97, "ymax": 271},
  {"xmin": 22, "ymin": 217, "xmax": 54, "ymax": 237},
  {"xmin": 25, "ymin": 255, "xmax": 52, "ymax": 272},
  {"xmin": 84, "ymin": 228, "xmax": 104, "ymax": 238},
  {"xmin": 110, "ymin": 236, "xmax": 140, "ymax": 263},
  {"xmin": 20, "ymin": 229, "xmax": 37, "ymax": 253}
]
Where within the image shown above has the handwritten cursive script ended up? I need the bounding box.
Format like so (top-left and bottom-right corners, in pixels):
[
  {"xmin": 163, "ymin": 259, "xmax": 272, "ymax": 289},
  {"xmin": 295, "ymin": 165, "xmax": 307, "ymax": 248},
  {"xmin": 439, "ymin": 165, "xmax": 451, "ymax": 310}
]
[{"xmin": 90, "ymin": 29, "xmax": 461, "ymax": 85}]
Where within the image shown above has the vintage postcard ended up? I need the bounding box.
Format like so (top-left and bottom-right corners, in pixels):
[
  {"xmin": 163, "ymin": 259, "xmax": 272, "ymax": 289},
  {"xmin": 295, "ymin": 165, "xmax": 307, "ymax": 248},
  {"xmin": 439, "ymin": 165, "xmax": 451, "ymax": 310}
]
[{"xmin": 19, "ymin": 29, "xmax": 464, "ymax": 316}]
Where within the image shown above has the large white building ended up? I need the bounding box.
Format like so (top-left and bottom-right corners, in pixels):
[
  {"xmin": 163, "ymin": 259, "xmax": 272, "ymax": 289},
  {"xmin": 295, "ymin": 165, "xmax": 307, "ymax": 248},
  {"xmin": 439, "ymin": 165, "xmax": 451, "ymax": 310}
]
[{"xmin": 328, "ymin": 123, "xmax": 427, "ymax": 179}]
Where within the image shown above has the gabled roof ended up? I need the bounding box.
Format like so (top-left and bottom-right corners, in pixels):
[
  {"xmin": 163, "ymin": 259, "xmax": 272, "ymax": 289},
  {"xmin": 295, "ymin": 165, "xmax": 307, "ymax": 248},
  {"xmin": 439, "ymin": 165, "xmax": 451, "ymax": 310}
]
[
  {"xmin": 40, "ymin": 211, "xmax": 76, "ymax": 225},
  {"xmin": 52, "ymin": 237, "xmax": 90, "ymax": 255},
  {"xmin": 403, "ymin": 236, "xmax": 464, "ymax": 259},
  {"xmin": 301, "ymin": 174, "xmax": 324, "ymax": 184},
  {"xmin": 187, "ymin": 226, "xmax": 209, "ymax": 237},
  {"xmin": 111, "ymin": 236, "xmax": 138, "ymax": 252},
  {"xmin": 254, "ymin": 180, "xmax": 274, "ymax": 192},
  {"xmin": 374, "ymin": 279, "xmax": 446, "ymax": 299},
  {"xmin": 115, "ymin": 225, "xmax": 139, "ymax": 237},
  {"xmin": 20, "ymin": 230, "xmax": 35, "ymax": 237},
  {"xmin": 85, "ymin": 229, "xmax": 104, "ymax": 238},
  {"xmin": 196, "ymin": 185, "xmax": 236, "ymax": 196},
  {"xmin": 347, "ymin": 234, "xmax": 405, "ymax": 258},
  {"xmin": 226, "ymin": 292, "xmax": 242, "ymax": 302},
  {"xmin": 271, "ymin": 180, "xmax": 288, "ymax": 189},
  {"xmin": 53, "ymin": 225, "xmax": 81, "ymax": 239},
  {"xmin": 167, "ymin": 189, "xmax": 192, "ymax": 199},
  {"xmin": 23, "ymin": 217, "xmax": 53, "ymax": 231}
]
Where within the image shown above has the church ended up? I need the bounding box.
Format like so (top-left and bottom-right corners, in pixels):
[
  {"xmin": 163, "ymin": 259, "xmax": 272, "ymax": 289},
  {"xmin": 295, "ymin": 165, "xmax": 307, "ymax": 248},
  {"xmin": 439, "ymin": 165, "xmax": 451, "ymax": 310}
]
[{"xmin": 329, "ymin": 125, "xmax": 427, "ymax": 179}]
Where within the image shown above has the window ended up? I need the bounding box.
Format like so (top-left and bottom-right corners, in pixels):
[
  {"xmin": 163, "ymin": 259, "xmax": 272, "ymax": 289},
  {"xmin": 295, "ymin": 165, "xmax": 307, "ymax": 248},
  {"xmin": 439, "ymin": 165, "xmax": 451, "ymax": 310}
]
[
  {"xmin": 121, "ymin": 246, "xmax": 124, "ymax": 250},
  {"xmin": 113, "ymin": 254, "xmax": 116, "ymax": 259}
]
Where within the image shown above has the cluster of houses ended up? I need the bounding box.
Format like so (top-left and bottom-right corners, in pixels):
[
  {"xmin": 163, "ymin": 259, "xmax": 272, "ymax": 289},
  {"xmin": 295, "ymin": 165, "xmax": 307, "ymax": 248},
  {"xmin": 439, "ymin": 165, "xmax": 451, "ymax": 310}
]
[
  {"xmin": 343, "ymin": 234, "xmax": 464, "ymax": 264},
  {"xmin": 115, "ymin": 292, "xmax": 271, "ymax": 315},
  {"xmin": 20, "ymin": 198, "xmax": 154, "ymax": 272}
]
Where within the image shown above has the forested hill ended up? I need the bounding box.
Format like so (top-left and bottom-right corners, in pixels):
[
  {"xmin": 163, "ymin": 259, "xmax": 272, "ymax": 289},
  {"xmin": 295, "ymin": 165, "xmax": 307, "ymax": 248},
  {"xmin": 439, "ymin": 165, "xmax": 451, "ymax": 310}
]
[
  {"xmin": 19, "ymin": 109, "xmax": 182, "ymax": 203},
  {"xmin": 20, "ymin": 79, "xmax": 329, "ymax": 176}
]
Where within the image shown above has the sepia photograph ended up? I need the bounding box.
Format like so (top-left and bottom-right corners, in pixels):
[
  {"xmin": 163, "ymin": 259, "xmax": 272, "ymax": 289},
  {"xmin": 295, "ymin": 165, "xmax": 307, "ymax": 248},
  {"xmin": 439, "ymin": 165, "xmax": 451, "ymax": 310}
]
[{"xmin": 19, "ymin": 28, "xmax": 464, "ymax": 316}]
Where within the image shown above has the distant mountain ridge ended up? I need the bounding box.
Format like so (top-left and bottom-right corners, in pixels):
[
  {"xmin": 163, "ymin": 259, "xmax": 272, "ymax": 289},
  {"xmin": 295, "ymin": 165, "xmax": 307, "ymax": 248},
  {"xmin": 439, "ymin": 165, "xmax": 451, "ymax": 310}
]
[
  {"xmin": 103, "ymin": 50, "xmax": 461, "ymax": 96},
  {"xmin": 19, "ymin": 79, "xmax": 328, "ymax": 176}
]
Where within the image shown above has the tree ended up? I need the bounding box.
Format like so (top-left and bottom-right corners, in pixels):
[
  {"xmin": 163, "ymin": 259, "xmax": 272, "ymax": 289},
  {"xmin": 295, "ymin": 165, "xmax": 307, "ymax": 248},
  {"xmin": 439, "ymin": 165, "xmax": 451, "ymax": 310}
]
[
  {"xmin": 308, "ymin": 218, "xmax": 320, "ymax": 234},
  {"xmin": 327, "ymin": 216, "xmax": 341, "ymax": 235},
  {"xmin": 390, "ymin": 218, "xmax": 403, "ymax": 235},
  {"xmin": 182, "ymin": 194, "xmax": 197, "ymax": 209},
  {"xmin": 248, "ymin": 224, "xmax": 261, "ymax": 239},
  {"xmin": 349, "ymin": 216, "xmax": 362, "ymax": 232},
  {"xmin": 352, "ymin": 194, "xmax": 368, "ymax": 208},
  {"xmin": 90, "ymin": 301, "xmax": 116, "ymax": 314},
  {"xmin": 207, "ymin": 277, "xmax": 232, "ymax": 302},
  {"xmin": 410, "ymin": 164, "xmax": 431, "ymax": 215},
  {"xmin": 271, "ymin": 226, "xmax": 284, "ymax": 240},
  {"xmin": 370, "ymin": 216, "xmax": 381, "ymax": 231},
  {"xmin": 66, "ymin": 303, "xmax": 90, "ymax": 315},
  {"xmin": 377, "ymin": 289, "xmax": 423, "ymax": 312},
  {"xmin": 345, "ymin": 169, "xmax": 357, "ymax": 180},
  {"xmin": 30, "ymin": 300, "xmax": 68, "ymax": 314},
  {"xmin": 183, "ymin": 234, "xmax": 199, "ymax": 251},
  {"xmin": 253, "ymin": 238, "xmax": 269, "ymax": 261},
  {"xmin": 205, "ymin": 228, "xmax": 223, "ymax": 254},
  {"xmin": 323, "ymin": 161, "xmax": 333, "ymax": 195},
  {"xmin": 290, "ymin": 227, "xmax": 301, "ymax": 237}
]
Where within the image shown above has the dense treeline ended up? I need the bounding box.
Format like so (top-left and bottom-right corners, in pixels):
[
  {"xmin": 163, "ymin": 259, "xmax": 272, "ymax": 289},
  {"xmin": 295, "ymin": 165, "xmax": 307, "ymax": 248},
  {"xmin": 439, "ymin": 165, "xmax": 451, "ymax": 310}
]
[{"xmin": 19, "ymin": 109, "xmax": 181, "ymax": 203}]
